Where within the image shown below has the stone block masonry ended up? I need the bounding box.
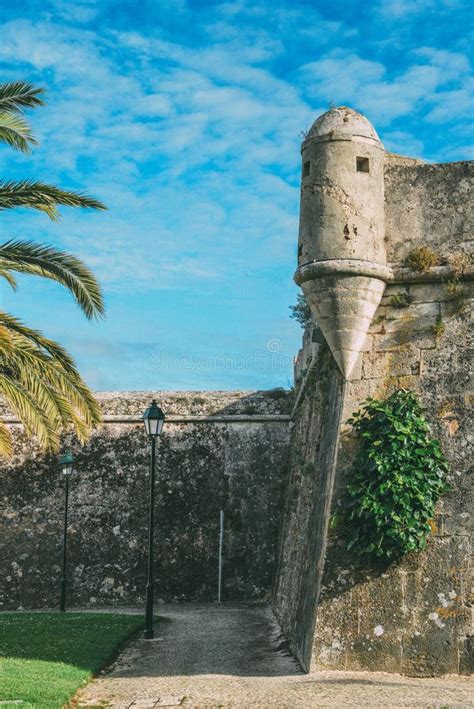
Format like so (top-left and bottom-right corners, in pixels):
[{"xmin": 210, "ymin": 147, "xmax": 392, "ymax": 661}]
[
  {"xmin": 0, "ymin": 390, "xmax": 291, "ymax": 609},
  {"xmin": 317, "ymin": 275, "xmax": 472, "ymax": 676},
  {"xmin": 274, "ymin": 273, "xmax": 473, "ymax": 676},
  {"xmin": 272, "ymin": 107, "xmax": 473, "ymax": 677}
]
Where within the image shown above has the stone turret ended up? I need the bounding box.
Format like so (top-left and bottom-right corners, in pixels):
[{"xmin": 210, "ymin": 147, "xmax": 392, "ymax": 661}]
[{"xmin": 294, "ymin": 106, "xmax": 392, "ymax": 379}]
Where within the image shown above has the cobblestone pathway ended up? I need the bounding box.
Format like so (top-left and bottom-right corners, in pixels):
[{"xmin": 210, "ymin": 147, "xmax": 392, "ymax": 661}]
[{"xmin": 76, "ymin": 604, "xmax": 473, "ymax": 708}]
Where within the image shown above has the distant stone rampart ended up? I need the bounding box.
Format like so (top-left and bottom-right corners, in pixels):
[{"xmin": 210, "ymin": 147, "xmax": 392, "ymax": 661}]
[{"xmin": 0, "ymin": 390, "xmax": 291, "ymax": 609}]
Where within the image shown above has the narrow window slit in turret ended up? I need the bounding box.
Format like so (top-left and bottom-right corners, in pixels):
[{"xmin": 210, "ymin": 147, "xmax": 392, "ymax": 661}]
[
  {"xmin": 356, "ymin": 157, "xmax": 370, "ymax": 173},
  {"xmin": 303, "ymin": 161, "xmax": 310, "ymax": 177}
]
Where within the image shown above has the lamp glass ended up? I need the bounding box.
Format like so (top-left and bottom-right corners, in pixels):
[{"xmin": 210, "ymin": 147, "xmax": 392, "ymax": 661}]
[
  {"xmin": 143, "ymin": 400, "xmax": 165, "ymax": 438},
  {"xmin": 60, "ymin": 452, "xmax": 74, "ymax": 476}
]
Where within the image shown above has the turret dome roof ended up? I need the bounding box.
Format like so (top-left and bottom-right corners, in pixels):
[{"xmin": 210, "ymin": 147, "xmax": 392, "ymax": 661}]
[{"xmin": 306, "ymin": 106, "xmax": 382, "ymax": 144}]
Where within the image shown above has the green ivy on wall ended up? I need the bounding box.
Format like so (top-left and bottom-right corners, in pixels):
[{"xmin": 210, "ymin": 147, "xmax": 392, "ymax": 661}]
[{"xmin": 343, "ymin": 390, "xmax": 451, "ymax": 562}]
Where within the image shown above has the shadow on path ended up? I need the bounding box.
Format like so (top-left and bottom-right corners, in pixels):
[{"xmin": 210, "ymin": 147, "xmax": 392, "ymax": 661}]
[{"xmin": 111, "ymin": 602, "xmax": 301, "ymax": 679}]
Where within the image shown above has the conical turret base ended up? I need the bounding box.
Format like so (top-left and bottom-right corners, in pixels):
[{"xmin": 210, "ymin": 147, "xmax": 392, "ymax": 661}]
[{"xmin": 301, "ymin": 274, "xmax": 386, "ymax": 380}]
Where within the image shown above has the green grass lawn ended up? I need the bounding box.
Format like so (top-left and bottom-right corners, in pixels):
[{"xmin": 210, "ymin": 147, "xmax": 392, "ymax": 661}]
[{"xmin": 0, "ymin": 612, "xmax": 145, "ymax": 708}]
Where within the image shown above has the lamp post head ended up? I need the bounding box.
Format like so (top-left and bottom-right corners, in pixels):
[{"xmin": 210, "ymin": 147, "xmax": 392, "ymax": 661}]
[
  {"xmin": 143, "ymin": 400, "xmax": 165, "ymax": 438},
  {"xmin": 60, "ymin": 452, "xmax": 74, "ymax": 476}
]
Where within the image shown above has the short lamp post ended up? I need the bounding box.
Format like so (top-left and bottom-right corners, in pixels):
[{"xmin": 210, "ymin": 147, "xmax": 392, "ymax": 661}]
[
  {"xmin": 142, "ymin": 400, "xmax": 165, "ymax": 639},
  {"xmin": 59, "ymin": 452, "xmax": 74, "ymax": 612}
]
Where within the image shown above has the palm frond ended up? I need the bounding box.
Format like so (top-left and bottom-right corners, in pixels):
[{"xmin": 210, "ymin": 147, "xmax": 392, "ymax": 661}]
[
  {"xmin": 0, "ymin": 311, "xmax": 78, "ymax": 373},
  {"xmin": 11, "ymin": 356, "xmax": 98, "ymax": 439},
  {"xmin": 0, "ymin": 80, "xmax": 105, "ymax": 456},
  {"xmin": 13, "ymin": 361, "xmax": 68, "ymax": 428},
  {"xmin": 0, "ymin": 111, "xmax": 38, "ymax": 153},
  {"xmin": 0, "ymin": 180, "xmax": 107, "ymax": 220},
  {"xmin": 0, "ymin": 267, "xmax": 17, "ymax": 289},
  {"xmin": 0, "ymin": 82, "xmax": 45, "ymax": 113},
  {"xmin": 2, "ymin": 330, "xmax": 102, "ymax": 428},
  {"xmin": 0, "ymin": 240, "xmax": 105, "ymax": 319},
  {"xmin": 0, "ymin": 420, "xmax": 13, "ymax": 457},
  {"xmin": 0, "ymin": 315, "xmax": 103, "ymax": 454},
  {"xmin": 0, "ymin": 372, "xmax": 58, "ymax": 450},
  {"xmin": 0, "ymin": 111, "xmax": 38, "ymax": 152},
  {"xmin": 22, "ymin": 367, "xmax": 96, "ymax": 441},
  {"xmin": 0, "ymin": 324, "xmax": 13, "ymax": 347}
]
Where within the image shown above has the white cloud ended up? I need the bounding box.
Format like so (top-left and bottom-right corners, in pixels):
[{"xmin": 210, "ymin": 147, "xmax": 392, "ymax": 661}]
[
  {"xmin": 415, "ymin": 47, "xmax": 471, "ymax": 76},
  {"xmin": 425, "ymin": 86, "xmax": 473, "ymax": 123},
  {"xmin": 133, "ymin": 94, "xmax": 174, "ymax": 118},
  {"xmin": 48, "ymin": 0, "xmax": 100, "ymax": 23},
  {"xmin": 300, "ymin": 54, "xmax": 385, "ymax": 101},
  {"xmin": 299, "ymin": 46, "xmax": 473, "ymax": 129},
  {"xmin": 0, "ymin": 9, "xmax": 472, "ymax": 301},
  {"xmin": 377, "ymin": 0, "xmax": 465, "ymax": 17}
]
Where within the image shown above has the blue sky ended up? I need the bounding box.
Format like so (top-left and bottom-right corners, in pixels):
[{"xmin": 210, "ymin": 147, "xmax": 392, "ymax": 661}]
[{"xmin": 0, "ymin": 0, "xmax": 472, "ymax": 391}]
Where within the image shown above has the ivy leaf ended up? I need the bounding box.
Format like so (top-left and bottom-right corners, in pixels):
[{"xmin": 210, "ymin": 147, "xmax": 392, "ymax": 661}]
[{"xmin": 342, "ymin": 389, "xmax": 451, "ymax": 562}]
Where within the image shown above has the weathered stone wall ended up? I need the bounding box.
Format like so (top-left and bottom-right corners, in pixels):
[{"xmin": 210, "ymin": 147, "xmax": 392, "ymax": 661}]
[
  {"xmin": 385, "ymin": 158, "xmax": 472, "ymax": 263},
  {"xmin": 272, "ymin": 158, "xmax": 473, "ymax": 676},
  {"xmin": 272, "ymin": 348, "xmax": 344, "ymax": 669},
  {"xmin": 0, "ymin": 390, "xmax": 291, "ymax": 610}
]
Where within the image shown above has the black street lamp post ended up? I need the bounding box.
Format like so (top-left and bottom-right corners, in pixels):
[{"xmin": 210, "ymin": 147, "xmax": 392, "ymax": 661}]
[
  {"xmin": 142, "ymin": 400, "xmax": 165, "ymax": 639},
  {"xmin": 59, "ymin": 452, "xmax": 74, "ymax": 612}
]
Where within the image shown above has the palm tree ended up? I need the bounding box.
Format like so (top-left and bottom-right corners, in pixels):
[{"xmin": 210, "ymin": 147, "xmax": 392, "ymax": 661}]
[{"xmin": 0, "ymin": 81, "xmax": 106, "ymax": 456}]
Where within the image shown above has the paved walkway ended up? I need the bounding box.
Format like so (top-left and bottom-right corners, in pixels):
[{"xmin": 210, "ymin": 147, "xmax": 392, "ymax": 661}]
[{"xmin": 76, "ymin": 604, "xmax": 473, "ymax": 708}]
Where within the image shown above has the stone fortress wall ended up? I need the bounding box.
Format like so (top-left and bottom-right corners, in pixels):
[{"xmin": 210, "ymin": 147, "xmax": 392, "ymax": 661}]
[
  {"xmin": 272, "ymin": 108, "xmax": 473, "ymax": 676},
  {"xmin": 1, "ymin": 107, "xmax": 472, "ymax": 678},
  {"xmin": 1, "ymin": 390, "xmax": 291, "ymax": 609}
]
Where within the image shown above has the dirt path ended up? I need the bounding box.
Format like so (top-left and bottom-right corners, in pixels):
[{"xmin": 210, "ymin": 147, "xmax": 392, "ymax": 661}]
[{"xmin": 76, "ymin": 603, "xmax": 473, "ymax": 708}]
